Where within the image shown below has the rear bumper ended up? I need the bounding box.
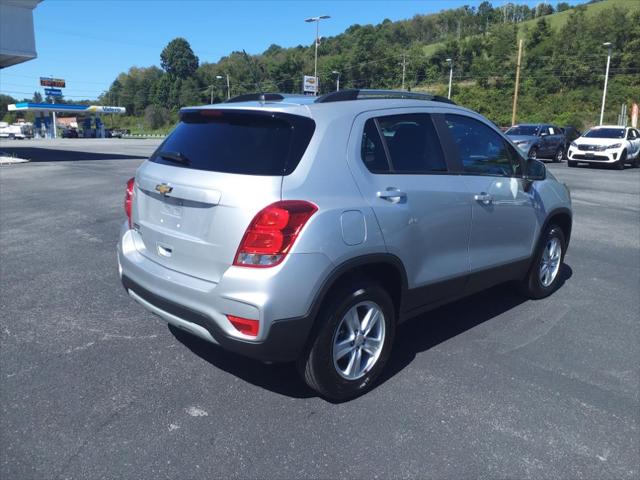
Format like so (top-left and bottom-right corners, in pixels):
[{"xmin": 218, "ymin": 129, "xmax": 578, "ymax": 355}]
[
  {"xmin": 117, "ymin": 223, "xmax": 333, "ymax": 362},
  {"xmin": 121, "ymin": 275, "xmax": 312, "ymax": 362}
]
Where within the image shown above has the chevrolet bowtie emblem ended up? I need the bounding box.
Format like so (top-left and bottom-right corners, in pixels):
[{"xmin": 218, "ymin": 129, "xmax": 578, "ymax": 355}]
[{"xmin": 155, "ymin": 183, "xmax": 173, "ymax": 196}]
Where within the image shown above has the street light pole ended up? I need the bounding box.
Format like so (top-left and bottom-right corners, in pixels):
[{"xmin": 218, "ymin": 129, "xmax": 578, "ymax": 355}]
[
  {"xmin": 446, "ymin": 58, "xmax": 453, "ymax": 100},
  {"xmin": 332, "ymin": 70, "xmax": 341, "ymax": 91},
  {"xmin": 599, "ymin": 42, "xmax": 612, "ymax": 126},
  {"xmin": 216, "ymin": 74, "xmax": 231, "ymax": 100},
  {"xmin": 305, "ymin": 15, "xmax": 330, "ymax": 96}
]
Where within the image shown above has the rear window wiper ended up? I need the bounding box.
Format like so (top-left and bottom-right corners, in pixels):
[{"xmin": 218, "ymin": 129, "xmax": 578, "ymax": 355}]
[{"xmin": 158, "ymin": 150, "xmax": 191, "ymax": 165}]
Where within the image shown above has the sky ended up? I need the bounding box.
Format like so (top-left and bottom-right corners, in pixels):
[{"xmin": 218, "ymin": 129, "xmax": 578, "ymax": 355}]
[{"xmin": 2, "ymin": 0, "xmax": 557, "ymax": 102}]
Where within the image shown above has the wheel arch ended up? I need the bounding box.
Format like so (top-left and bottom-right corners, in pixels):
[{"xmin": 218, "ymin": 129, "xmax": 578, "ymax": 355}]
[
  {"xmin": 299, "ymin": 254, "xmax": 408, "ymax": 354},
  {"xmin": 542, "ymin": 207, "xmax": 572, "ymax": 249}
]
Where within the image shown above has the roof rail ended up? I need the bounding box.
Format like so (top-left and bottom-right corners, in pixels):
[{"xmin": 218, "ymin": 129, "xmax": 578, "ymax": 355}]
[
  {"xmin": 225, "ymin": 92, "xmax": 308, "ymax": 103},
  {"xmin": 315, "ymin": 89, "xmax": 456, "ymax": 105}
]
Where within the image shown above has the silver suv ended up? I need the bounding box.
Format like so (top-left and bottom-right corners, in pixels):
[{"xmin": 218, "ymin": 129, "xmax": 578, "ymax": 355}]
[{"xmin": 118, "ymin": 90, "xmax": 572, "ymax": 400}]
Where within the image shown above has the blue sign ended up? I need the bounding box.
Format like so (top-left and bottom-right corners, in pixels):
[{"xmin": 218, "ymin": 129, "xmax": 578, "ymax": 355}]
[{"xmin": 44, "ymin": 88, "xmax": 63, "ymax": 97}]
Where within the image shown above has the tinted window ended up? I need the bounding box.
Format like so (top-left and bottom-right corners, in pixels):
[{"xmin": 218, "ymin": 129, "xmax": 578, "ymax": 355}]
[
  {"xmin": 361, "ymin": 119, "xmax": 390, "ymax": 173},
  {"xmin": 150, "ymin": 110, "xmax": 315, "ymax": 175},
  {"xmin": 444, "ymin": 114, "xmax": 522, "ymax": 177},
  {"xmin": 583, "ymin": 128, "xmax": 625, "ymax": 139},
  {"xmin": 360, "ymin": 114, "xmax": 446, "ymax": 174},
  {"xmin": 506, "ymin": 125, "xmax": 539, "ymax": 136},
  {"xmin": 377, "ymin": 114, "xmax": 446, "ymax": 173}
]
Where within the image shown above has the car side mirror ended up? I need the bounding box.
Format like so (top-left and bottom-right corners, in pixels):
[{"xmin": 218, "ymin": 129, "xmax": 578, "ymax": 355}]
[{"xmin": 525, "ymin": 158, "xmax": 546, "ymax": 181}]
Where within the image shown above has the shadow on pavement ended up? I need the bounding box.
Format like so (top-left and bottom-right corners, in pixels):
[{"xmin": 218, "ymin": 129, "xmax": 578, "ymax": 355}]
[
  {"xmin": 171, "ymin": 264, "xmax": 573, "ymax": 401},
  {"xmin": 380, "ymin": 264, "xmax": 573, "ymax": 388},
  {"xmin": 0, "ymin": 147, "xmax": 147, "ymax": 162},
  {"xmin": 169, "ymin": 324, "xmax": 314, "ymax": 399}
]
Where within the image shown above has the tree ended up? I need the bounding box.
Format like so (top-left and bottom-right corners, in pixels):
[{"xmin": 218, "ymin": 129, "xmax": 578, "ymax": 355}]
[
  {"xmin": 0, "ymin": 94, "xmax": 17, "ymax": 118},
  {"xmin": 160, "ymin": 38, "xmax": 199, "ymax": 79},
  {"xmin": 33, "ymin": 91, "xmax": 43, "ymax": 103},
  {"xmin": 144, "ymin": 104, "xmax": 168, "ymax": 130},
  {"xmin": 179, "ymin": 77, "xmax": 202, "ymax": 107},
  {"xmin": 556, "ymin": 2, "xmax": 572, "ymax": 12}
]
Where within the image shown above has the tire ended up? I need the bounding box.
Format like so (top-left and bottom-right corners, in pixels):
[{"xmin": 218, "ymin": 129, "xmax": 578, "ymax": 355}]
[
  {"xmin": 520, "ymin": 225, "xmax": 566, "ymax": 299},
  {"xmin": 554, "ymin": 147, "xmax": 564, "ymax": 163},
  {"xmin": 616, "ymin": 151, "xmax": 626, "ymax": 170},
  {"xmin": 528, "ymin": 147, "xmax": 538, "ymax": 161},
  {"xmin": 299, "ymin": 281, "xmax": 396, "ymax": 401},
  {"xmin": 568, "ymin": 160, "xmax": 577, "ymax": 167}
]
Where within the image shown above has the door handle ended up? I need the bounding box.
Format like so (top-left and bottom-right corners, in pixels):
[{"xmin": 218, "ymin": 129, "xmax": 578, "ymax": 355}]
[
  {"xmin": 377, "ymin": 188, "xmax": 407, "ymax": 203},
  {"xmin": 474, "ymin": 193, "xmax": 493, "ymax": 205}
]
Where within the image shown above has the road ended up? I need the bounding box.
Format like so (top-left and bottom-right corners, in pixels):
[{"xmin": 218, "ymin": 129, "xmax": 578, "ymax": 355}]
[{"xmin": 1, "ymin": 139, "xmax": 638, "ymax": 479}]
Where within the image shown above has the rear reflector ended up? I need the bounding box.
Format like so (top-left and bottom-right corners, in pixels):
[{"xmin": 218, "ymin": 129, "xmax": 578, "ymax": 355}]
[
  {"xmin": 227, "ymin": 315, "xmax": 259, "ymax": 336},
  {"xmin": 234, "ymin": 200, "xmax": 318, "ymax": 268},
  {"xmin": 124, "ymin": 177, "xmax": 135, "ymax": 228}
]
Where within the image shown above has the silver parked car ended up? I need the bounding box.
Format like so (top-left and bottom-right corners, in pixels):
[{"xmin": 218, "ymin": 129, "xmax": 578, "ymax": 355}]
[{"xmin": 118, "ymin": 90, "xmax": 572, "ymax": 400}]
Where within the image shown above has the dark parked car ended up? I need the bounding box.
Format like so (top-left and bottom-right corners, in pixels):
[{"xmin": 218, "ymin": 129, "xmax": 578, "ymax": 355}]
[
  {"xmin": 505, "ymin": 124, "xmax": 567, "ymax": 162},
  {"xmin": 61, "ymin": 128, "xmax": 78, "ymax": 138},
  {"xmin": 560, "ymin": 126, "xmax": 581, "ymax": 158}
]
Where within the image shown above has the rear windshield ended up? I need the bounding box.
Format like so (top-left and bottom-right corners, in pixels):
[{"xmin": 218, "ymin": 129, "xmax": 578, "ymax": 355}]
[
  {"xmin": 583, "ymin": 128, "xmax": 625, "ymax": 139},
  {"xmin": 150, "ymin": 109, "xmax": 315, "ymax": 175},
  {"xmin": 506, "ymin": 125, "xmax": 539, "ymax": 136}
]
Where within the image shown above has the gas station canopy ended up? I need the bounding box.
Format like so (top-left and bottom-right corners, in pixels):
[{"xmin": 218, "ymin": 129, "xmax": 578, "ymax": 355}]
[
  {"xmin": 8, "ymin": 102, "xmax": 126, "ymax": 139},
  {"xmin": 8, "ymin": 102, "xmax": 126, "ymax": 114}
]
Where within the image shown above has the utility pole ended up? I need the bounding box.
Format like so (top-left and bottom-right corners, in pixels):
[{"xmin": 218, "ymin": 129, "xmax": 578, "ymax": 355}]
[
  {"xmin": 50, "ymin": 75, "xmax": 57, "ymax": 139},
  {"xmin": 332, "ymin": 70, "xmax": 341, "ymax": 91},
  {"xmin": 305, "ymin": 15, "xmax": 330, "ymax": 96},
  {"xmin": 400, "ymin": 54, "xmax": 408, "ymax": 91},
  {"xmin": 511, "ymin": 39, "xmax": 524, "ymax": 126},
  {"xmin": 216, "ymin": 74, "xmax": 231, "ymax": 100},
  {"xmin": 446, "ymin": 58, "xmax": 453, "ymax": 99},
  {"xmin": 599, "ymin": 42, "xmax": 612, "ymax": 126}
]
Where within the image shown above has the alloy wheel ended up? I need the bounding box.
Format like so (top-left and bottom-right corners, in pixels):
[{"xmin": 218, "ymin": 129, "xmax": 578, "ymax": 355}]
[
  {"xmin": 539, "ymin": 237, "xmax": 562, "ymax": 287},
  {"xmin": 332, "ymin": 301, "xmax": 386, "ymax": 380}
]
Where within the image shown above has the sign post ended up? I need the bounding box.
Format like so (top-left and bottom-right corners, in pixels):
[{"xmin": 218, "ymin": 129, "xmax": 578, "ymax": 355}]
[
  {"xmin": 303, "ymin": 75, "xmax": 318, "ymax": 95},
  {"xmin": 40, "ymin": 77, "xmax": 65, "ymax": 139}
]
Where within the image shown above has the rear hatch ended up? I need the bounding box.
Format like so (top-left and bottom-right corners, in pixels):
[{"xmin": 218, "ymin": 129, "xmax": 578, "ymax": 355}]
[{"xmin": 132, "ymin": 108, "xmax": 315, "ymax": 283}]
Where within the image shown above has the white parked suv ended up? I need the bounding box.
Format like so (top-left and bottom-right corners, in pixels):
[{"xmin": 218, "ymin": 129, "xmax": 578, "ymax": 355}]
[{"xmin": 567, "ymin": 125, "xmax": 640, "ymax": 169}]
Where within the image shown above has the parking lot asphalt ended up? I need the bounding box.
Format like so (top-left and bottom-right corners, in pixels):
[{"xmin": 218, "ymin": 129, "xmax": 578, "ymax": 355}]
[{"xmin": 1, "ymin": 138, "xmax": 638, "ymax": 479}]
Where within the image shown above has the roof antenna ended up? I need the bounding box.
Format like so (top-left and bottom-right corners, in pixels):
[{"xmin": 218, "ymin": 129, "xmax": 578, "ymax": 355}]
[{"xmin": 241, "ymin": 49, "xmax": 265, "ymax": 104}]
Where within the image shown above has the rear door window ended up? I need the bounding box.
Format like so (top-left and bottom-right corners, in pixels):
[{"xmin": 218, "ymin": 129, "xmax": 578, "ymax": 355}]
[
  {"xmin": 150, "ymin": 109, "xmax": 315, "ymax": 175},
  {"xmin": 360, "ymin": 114, "xmax": 447, "ymax": 174},
  {"xmin": 361, "ymin": 119, "xmax": 391, "ymax": 173}
]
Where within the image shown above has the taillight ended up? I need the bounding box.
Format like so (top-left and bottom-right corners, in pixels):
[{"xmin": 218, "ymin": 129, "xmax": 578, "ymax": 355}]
[
  {"xmin": 227, "ymin": 315, "xmax": 259, "ymax": 336},
  {"xmin": 234, "ymin": 200, "xmax": 318, "ymax": 268},
  {"xmin": 124, "ymin": 177, "xmax": 135, "ymax": 228}
]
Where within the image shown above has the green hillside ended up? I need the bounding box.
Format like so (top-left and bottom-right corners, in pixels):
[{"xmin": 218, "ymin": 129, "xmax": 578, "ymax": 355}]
[
  {"xmin": 518, "ymin": 0, "xmax": 639, "ymax": 33},
  {"xmin": 423, "ymin": 0, "xmax": 640, "ymax": 61}
]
